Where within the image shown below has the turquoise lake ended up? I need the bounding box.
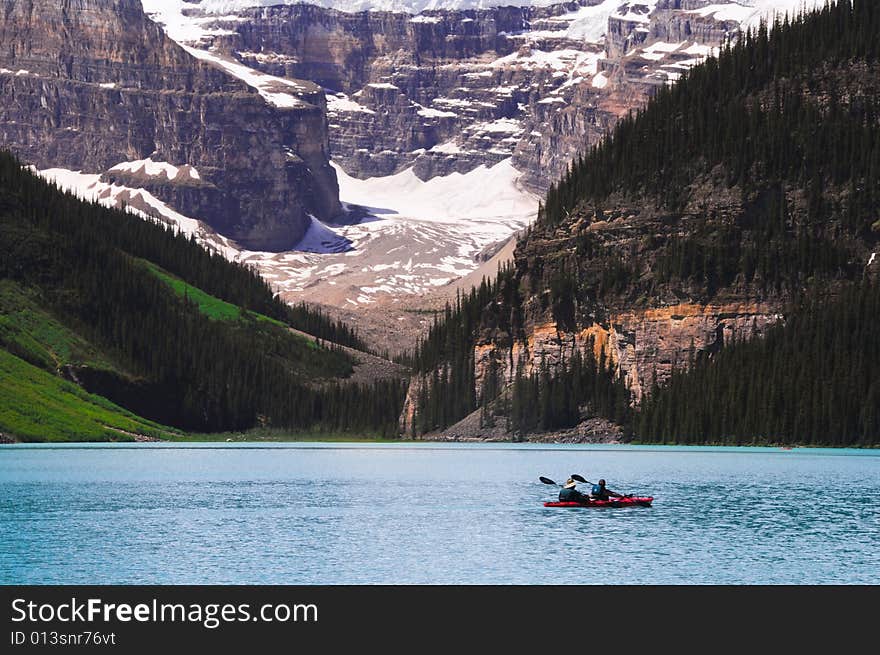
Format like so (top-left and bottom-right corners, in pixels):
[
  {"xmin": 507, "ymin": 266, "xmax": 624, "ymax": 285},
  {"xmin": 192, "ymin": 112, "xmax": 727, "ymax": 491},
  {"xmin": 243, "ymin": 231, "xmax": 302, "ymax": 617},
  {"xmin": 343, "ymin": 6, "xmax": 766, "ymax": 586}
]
[{"xmin": 1, "ymin": 443, "xmax": 878, "ymax": 584}]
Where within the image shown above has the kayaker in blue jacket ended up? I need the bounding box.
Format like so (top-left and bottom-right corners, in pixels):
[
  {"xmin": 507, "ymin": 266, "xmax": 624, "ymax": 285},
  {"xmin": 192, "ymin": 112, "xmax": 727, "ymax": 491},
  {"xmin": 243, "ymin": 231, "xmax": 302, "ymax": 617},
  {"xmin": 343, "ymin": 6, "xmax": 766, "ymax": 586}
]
[
  {"xmin": 590, "ymin": 479, "xmax": 623, "ymax": 501},
  {"xmin": 558, "ymin": 478, "xmax": 590, "ymax": 503}
]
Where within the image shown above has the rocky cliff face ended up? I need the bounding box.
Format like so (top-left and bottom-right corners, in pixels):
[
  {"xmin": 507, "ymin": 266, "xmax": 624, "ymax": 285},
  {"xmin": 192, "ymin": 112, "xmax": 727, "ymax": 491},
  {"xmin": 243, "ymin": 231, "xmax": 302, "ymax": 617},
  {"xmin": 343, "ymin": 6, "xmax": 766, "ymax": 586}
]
[
  {"xmin": 189, "ymin": 1, "xmax": 587, "ymax": 180},
  {"xmin": 202, "ymin": 3, "xmax": 549, "ymax": 89},
  {"xmin": 398, "ymin": 295, "xmax": 781, "ymax": 436},
  {"xmin": 181, "ymin": 0, "xmax": 742, "ymax": 191},
  {"xmin": 469, "ymin": 302, "xmax": 782, "ymax": 406},
  {"xmin": 474, "ymin": 175, "xmax": 812, "ymax": 395},
  {"xmin": 513, "ymin": 0, "xmax": 742, "ymax": 191},
  {"xmin": 0, "ymin": 0, "xmax": 340, "ymax": 251},
  {"xmin": 604, "ymin": 1, "xmax": 737, "ymax": 57},
  {"xmin": 398, "ymin": 173, "xmax": 826, "ymax": 437}
]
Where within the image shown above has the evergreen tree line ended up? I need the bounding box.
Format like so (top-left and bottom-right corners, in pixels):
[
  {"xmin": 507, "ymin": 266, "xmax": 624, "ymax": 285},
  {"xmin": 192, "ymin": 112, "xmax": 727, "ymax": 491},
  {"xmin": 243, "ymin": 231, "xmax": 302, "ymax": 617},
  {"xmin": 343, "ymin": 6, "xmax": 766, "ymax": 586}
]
[
  {"xmin": 405, "ymin": 265, "xmax": 518, "ymax": 434},
  {"xmin": 406, "ymin": 1, "xmax": 880, "ymax": 443},
  {"xmin": 0, "ymin": 153, "xmax": 405, "ymax": 435},
  {"xmin": 0, "ymin": 152, "xmax": 368, "ymax": 350},
  {"xmin": 285, "ymin": 302, "xmax": 367, "ymax": 352},
  {"xmin": 508, "ymin": 341, "xmax": 630, "ymax": 435},
  {"xmin": 634, "ymin": 281, "xmax": 880, "ymax": 446},
  {"xmin": 541, "ymin": 0, "xmax": 880, "ymax": 230},
  {"xmin": 405, "ymin": 265, "xmax": 629, "ymax": 436},
  {"xmin": 409, "ymin": 266, "xmax": 515, "ymax": 373}
]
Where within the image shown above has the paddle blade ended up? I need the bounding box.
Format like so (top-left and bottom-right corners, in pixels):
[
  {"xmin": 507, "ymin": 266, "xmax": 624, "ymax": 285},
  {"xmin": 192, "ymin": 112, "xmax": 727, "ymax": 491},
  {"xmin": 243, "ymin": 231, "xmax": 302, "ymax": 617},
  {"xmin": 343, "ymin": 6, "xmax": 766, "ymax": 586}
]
[
  {"xmin": 571, "ymin": 474, "xmax": 589, "ymax": 484},
  {"xmin": 539, "ymin": 476, "xmax": 558, "ymax": 486}
]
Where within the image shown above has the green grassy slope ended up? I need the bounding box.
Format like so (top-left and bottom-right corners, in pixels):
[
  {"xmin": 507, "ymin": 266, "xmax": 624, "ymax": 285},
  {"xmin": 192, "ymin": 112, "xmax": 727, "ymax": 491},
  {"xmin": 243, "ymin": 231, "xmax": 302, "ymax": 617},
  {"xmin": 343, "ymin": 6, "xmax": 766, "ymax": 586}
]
[
  {"xmin": 0, "ymin": 348, "xmax": 180, "ymax": 442},
  {"xmin": 0, "ymin": 151, "xmax": 406, "ymax": 440},
  {"xmin": 139, "ymin": 260, "xmax": 319, "ymax": 351},
  {"xmin": 0, "ymin": 280, "xmax": 115, "ymax": 373},
  {"xmin": 141, "ymin": 260, "xmax": 280, "ymax": 325}
]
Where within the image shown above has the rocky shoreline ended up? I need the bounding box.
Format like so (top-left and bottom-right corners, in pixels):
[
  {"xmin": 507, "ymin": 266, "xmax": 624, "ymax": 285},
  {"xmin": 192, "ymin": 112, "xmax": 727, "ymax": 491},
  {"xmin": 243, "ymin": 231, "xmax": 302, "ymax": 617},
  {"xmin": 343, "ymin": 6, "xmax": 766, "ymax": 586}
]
[{"xmin": 422, "ymin": 416, "xmax": 624, "ymax": 444}]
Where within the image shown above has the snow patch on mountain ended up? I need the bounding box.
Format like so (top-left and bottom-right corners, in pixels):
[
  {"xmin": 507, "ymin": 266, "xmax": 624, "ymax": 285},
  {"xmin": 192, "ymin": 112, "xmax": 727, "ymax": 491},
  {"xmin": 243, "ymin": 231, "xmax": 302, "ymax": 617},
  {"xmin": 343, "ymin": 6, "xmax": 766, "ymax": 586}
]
[
  {"xmin": 612, "ymin": 1, "xmax": 659, "ymax": 24},
  {"xmin": 295, "ymin": 216, "xmax": 355, "ymax": 253},
  {"xmin": 32, "ymin": 159, "xmax": 538, "ymax": 306},
  {"xmin": 691, "ymin": 1, "xmax": 828, "ymax": 29},
  {"xmin": 332, "ymin": 158, "xmax": 536, "ymax": 226},
  {"xmin": 141, "ymin": 1, "xmax": 234, "ymax": 43},
  {"xmin": 641, "ymin": 40, "xmax": 686, "ymax": 60},
  {"xmin": 327, "ymin": 91, "xmax": 376, "ymax": 114},
  {"xmin": 180, "ymin": 45, "xmax": 314, "ymax": 107},
  {"xmin": 564, "ymin": 0, "xmax": 630, "ymax": 42}
]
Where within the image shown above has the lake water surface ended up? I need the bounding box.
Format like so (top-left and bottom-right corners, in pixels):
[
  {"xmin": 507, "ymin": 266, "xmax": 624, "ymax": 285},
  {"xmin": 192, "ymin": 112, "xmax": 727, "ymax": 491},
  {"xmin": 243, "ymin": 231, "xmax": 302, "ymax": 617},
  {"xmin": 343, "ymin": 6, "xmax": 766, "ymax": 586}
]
[{"xmin": 1, "ymin": 443, "xmax": 877, "ymax": 584}]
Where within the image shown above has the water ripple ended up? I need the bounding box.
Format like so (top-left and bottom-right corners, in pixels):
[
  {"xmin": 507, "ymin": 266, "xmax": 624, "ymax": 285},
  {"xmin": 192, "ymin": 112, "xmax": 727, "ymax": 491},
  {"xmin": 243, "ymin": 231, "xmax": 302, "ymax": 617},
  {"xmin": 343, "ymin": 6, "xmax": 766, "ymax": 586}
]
[{"xmin": 0, "ymin": 444, "xmax": 877, "ymax": 584}]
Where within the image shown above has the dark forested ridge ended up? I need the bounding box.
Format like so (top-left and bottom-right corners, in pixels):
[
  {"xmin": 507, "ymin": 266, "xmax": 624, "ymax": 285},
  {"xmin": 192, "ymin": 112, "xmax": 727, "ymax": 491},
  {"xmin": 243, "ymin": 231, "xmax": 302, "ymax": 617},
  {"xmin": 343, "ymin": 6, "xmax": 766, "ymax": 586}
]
[
  {"xmin": 406, "ymin": 0, "xmax": 880, "ymax": 445},
  {"xmin": 543, "ymin": 0, "xmax": 880, "ymax": 231},
  {"xmin": 0, "ymin": 153, "xmax": 405, "ymax": 439},
  {"xmin": 507, "ymin": 340, "xmax": 631, "ymax": 435},
  {"xmin": 405, "ymin": 274, "xmax": 505, "ymax": 435},
  {"xmin": 405, "ymin": 263, "xmax": 628, "ymax": 437},
  {"xmin": 635, "ymin": 281, "xmax": 880, "ymax": 446},
  {"xmin": 536, "ymin": 0, "xmax": 880, "ymax": 301}
]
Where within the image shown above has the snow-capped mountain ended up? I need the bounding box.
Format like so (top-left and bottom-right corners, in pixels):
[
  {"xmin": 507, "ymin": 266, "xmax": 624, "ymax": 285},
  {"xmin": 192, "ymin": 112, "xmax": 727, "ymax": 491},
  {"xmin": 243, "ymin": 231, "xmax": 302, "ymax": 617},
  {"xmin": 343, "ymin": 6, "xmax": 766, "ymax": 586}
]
[
  {"xmin": 130, "ymin": 1, "xmax": 829, "ymax": 315},
  {"xmin": 1, "ymin": 0, "xmax": 831, "ymax": 323}
]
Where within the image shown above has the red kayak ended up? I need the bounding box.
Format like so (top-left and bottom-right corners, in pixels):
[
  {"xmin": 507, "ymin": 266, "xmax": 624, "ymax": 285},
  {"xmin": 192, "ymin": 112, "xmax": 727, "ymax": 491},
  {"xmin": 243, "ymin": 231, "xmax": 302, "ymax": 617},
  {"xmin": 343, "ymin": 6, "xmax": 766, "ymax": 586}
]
[{"xmin": 544, "ymin": 496, "xmax": 653, "ymax": 508}]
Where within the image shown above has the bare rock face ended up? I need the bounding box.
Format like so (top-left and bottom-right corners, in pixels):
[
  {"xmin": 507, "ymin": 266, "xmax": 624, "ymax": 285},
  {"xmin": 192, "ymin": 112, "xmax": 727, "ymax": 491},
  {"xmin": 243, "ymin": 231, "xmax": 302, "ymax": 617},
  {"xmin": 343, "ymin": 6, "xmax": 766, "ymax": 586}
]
[
  {"xmin": 513, "ymin": 1, "xmax": 742, "ymax": 192},
  {"xmin": 471, "ymin": 302, "xmax": 782, "ymax": 406},
  {"xmin": 207, "ymin": 4, "xmax": 534, "ymax": 91},
  {"xmin": 512, "ymin": 75, "xmax": 640, "ymax": 192},
  {"xmin": 400, "ymin": 172, "xmax": 830, "ymax": 437},
  {"xmin": 605, "ymin": 1, "xmax": 736, "ymax": 57},
  {"xmin": 195, "ymin": 0, "xmax": 741, "ymax": 191},
  {"xmin": 0, "ymin": 0, "xmax": 341, "ymax": 251},
  {"xmin": 187, "ymin": 1, "xmax": 611, "ymax": 181}
]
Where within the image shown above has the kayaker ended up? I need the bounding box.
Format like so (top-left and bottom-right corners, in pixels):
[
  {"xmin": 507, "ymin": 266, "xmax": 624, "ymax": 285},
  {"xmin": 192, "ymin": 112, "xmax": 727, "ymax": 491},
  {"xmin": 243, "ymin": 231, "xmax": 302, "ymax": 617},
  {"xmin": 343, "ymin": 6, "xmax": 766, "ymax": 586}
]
[
  {"xmin": 590, "ymin": 479, "xmax": 622, "ymax": 501},
  {"xmin": 558, "ymin": 478, "xmax": 589, "ymax": 503}
]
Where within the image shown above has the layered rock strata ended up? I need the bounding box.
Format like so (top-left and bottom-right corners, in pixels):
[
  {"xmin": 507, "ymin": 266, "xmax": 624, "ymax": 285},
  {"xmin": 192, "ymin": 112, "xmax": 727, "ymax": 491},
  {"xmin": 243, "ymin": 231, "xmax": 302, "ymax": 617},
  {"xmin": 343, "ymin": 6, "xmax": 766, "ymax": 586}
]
[
  {"xmin": 0, "ymin": 0, "xmax": 340, "ymax": 251},
  {"xmin": 187, "ymin": 0, "xmax": 741, "ymax": 189}
]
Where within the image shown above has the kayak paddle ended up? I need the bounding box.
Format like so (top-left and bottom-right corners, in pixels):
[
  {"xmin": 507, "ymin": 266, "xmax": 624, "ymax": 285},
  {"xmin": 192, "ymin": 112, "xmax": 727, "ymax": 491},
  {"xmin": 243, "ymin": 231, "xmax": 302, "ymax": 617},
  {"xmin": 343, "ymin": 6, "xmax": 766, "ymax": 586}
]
[{"xmin": 539, "ymin": 476, "xmax": 562, "ymax": 487}]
